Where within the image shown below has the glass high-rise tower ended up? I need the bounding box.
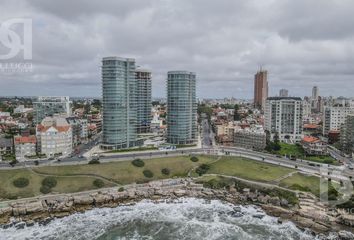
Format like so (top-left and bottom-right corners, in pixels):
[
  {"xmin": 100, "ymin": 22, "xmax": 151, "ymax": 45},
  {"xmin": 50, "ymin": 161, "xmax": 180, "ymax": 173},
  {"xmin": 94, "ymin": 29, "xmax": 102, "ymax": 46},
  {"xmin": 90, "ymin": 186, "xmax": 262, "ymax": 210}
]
[
  {"xmin": 167, "ymin": 71, "xmax": 197, "ymax": 145},
  {"xmin": 101, "ymin": 57, "xmax": 142, "ymax": 150},
  {"xmin": 136, "ymin": 69, "xmax": 152, "ymax": 134}
]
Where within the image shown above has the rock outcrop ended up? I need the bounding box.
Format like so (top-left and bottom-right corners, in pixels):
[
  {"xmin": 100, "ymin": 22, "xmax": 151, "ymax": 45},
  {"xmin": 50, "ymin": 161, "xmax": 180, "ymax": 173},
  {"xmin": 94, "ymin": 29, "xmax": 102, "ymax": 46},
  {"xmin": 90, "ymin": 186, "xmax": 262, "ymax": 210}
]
[{"xmin": 0, "ymin": 178, "xmax": 353, "ymax": 238}]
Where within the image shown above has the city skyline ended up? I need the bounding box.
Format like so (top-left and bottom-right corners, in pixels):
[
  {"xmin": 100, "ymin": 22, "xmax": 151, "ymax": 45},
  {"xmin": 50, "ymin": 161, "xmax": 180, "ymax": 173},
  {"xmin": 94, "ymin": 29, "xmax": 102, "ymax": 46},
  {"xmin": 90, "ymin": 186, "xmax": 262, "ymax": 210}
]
[{"xmin": 1, "ymin": 0, "xmax": 354, "ymax": 98}]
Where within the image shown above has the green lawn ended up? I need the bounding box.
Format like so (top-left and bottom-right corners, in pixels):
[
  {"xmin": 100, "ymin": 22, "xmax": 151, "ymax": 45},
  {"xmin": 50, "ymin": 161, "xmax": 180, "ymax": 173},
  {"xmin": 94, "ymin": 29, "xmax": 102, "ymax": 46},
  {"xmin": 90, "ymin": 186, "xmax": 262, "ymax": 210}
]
[
  {"xmin": 0, "ymin": 168, "xmax": 114, "ymax": 200},
  {"xmin": 204, "ymin": 156, "xmax": 294, "ymax": 182},
  {"xmin": 279, "ymin": 172, "xmax": 334, "ymax": 197},
  {"xmin": 36, "ymin": 156, "xmax": 214, "ymax": 184},
  {"xmin": 0, "ymin": 156, "xmax": 215, "ymax": 200}
]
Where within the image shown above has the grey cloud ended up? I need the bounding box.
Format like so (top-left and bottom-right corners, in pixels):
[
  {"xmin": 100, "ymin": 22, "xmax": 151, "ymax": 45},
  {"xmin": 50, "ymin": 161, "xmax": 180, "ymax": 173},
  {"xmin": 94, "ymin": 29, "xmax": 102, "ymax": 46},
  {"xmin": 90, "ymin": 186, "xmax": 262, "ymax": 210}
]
[{"xmin": 0, "ymin": 0, "xmax": 353, "ymax": 98}]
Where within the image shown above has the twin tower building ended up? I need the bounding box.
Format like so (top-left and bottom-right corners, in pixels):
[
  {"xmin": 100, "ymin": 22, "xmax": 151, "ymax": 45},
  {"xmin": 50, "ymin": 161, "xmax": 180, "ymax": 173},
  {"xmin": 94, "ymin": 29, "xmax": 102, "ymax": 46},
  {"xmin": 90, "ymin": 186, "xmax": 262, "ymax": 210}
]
[{"xmin": 101, "ymin": 57, "xmax": 197, "ymax": 150}]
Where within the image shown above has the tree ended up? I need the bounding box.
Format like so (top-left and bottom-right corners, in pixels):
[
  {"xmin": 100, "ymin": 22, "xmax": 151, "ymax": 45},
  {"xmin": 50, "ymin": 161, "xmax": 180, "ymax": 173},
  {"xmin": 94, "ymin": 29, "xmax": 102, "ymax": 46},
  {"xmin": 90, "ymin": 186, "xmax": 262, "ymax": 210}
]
[
  {"xmin": 143, "ymin": 170, "xmax": 154, "ymax": 178},
  {"xmin": 196, "ymin": 164, "xmax": 210, "ymax": 176},
  {"xmin": 42, "ymin": 177, "xmax": 57, "ymax": 188},
  {"xmin": 161, "ymin": 168, "xmax": 170, "ymax": 175},
  {"xmin": 93, "ymin": 179, "xmax": 105, "ymax": 188},
  {"xmin": 13, "ymin": 178, "xmax": 29, "ymax": 188},
  {"xmin": 40, "ymin": 185, "xmax": 51, "ymax": 194},
  {"xmin": 132, "ymin": 159, "xmax": 145, "ymax": 167},
  {"xmin": 190, "ymin": 156, "xmax": 199, "ymax": 162},
  {"xmin": 27, "ymin": 113, "xmax": 33, "ymax": 122},
  {"xmin": 273, "ymin": 132, "xmax": 280, "ymax": 144}
]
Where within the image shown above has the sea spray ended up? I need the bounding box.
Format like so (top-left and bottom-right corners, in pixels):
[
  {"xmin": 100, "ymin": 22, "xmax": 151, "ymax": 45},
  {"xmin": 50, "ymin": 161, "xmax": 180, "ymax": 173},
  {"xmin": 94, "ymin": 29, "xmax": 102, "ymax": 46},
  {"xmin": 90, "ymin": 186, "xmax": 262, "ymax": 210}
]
[{"xmin": 0, "ymin": 198, "xmax": 318, "ymax": 240}]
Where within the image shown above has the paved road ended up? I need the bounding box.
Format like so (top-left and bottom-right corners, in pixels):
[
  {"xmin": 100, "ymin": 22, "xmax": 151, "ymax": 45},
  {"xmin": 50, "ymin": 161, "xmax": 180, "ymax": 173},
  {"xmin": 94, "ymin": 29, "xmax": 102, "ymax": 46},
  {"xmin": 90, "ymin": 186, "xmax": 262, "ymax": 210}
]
[
  {"xmin": 201, "ymin": 117, "xmax": 215, "ymax": 148},
  {"xmin": 1, "ymin": 138, "xmax": 353, "ymax": 181}
]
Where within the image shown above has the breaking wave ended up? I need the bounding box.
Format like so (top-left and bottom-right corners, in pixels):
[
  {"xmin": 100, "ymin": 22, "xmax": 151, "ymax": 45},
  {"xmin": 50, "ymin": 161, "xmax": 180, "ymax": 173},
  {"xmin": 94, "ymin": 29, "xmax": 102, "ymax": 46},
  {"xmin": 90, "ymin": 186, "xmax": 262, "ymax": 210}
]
[{"xmin": 0, "ymin": 198, "xmax": 322, "ymax": 240}]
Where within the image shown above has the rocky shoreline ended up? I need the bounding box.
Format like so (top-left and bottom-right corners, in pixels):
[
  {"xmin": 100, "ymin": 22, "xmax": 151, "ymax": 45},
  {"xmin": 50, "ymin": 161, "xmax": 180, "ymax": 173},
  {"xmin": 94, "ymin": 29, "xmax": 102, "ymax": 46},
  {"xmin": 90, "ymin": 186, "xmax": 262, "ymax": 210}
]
[{"xmin": 1, "ymin": 178, "xmax": 354, "ymax": 239}]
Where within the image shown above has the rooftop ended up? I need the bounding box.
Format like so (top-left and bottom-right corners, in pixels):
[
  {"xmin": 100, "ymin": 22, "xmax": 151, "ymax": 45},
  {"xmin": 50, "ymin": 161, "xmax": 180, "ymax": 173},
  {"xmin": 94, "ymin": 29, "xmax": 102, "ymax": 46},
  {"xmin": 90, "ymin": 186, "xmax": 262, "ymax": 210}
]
[
  {"xmin": 267, "ymin": 97, "xmax": 302, "ymax": 101},
  {"xmin": 14, "ymin": 135, "xmax": 36, "ymax": 144}
]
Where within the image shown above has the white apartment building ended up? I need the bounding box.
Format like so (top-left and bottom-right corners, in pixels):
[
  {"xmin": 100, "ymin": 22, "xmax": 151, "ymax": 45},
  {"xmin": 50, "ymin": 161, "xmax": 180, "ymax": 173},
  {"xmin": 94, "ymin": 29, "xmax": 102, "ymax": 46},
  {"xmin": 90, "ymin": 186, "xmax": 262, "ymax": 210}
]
[
  {"xmin": 36, "ymin": 116, "xmax": 72, "ymax": 157},
  {"xmin": 14, "ymin": 135, "xmax": 37, "ymax": 161},
  {"xmin": 264, "ymin": 97, "xmax": 303, "ymax": 143},
  {"xmin": 234, "ymin": 125, "xmax": 266, "ymax": 150},
  {"xmin": 323, "ymin": 106, "xmax": 354, "ymax": 136},
  {"xmin": 33, "ymin": 96, "xmax": 72, "ymax": 123}
]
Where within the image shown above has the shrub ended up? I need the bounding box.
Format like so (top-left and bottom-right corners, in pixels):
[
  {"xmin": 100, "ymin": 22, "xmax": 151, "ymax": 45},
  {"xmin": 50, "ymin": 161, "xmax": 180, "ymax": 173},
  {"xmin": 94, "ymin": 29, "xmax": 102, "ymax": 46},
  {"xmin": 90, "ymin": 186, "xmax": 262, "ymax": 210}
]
[
  {"xmin": 161, "ymin": 168, "xmax": 170, "ymax": 175},
  {"xmin": 9, "ymin": 159, "xmax": 18, "ymax": 166},
  {"xmin": 42, "ymin": 177, "xmax": 57, "ymax": 188},
  {"xmin": 196, "ymin": 164, "xmax": 210, "ymax": 176},
  {"xmin": 204, "ymin": 178, "xmax": 229, "ymax": 189},
  {"xmin": 132, "ymin": 159, "xmax": 145, "ymax": 167},
  {"xmin": 323, "ymin": 159, "xmax": 333, "ymax": 164},
  {"xmin": 289, "ymin": 184, "xmax": 311, "ymax": 192},
  {"xmin": 118, "ymin": 187, "xmax": 125, "ymax": 192},
  {"xmin": 13, "ymin": 178, "xmax": 29, "ymax": 188},
  {"xmin": 190, "ymin": 156, "xmax": 199, "ymax": 162},
  {"xmin": 40, "ymin": 185, "xmax": 51, "ymax": 194},
  {"xmin": 34, "ymin": 160, "xmax": 39, "ymax": 166},
  {"xmin": 89, "ymin": 159, "xmax": 100, "ymax": 164},
  {"xmin": 143, "ymin": 170, "xmax": 154, "ymax": 178},
  {"xmin": 93, "ymin": 179, "xmax": 105, "ymax": 188}
]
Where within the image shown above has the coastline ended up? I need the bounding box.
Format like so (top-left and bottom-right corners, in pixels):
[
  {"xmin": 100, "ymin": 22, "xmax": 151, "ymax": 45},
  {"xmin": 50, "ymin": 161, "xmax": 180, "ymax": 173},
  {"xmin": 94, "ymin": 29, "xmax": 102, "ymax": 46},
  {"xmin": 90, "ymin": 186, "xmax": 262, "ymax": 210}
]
[{"xmin": 1, "ymin": 178, "xmax": 354, "ymax": 239}]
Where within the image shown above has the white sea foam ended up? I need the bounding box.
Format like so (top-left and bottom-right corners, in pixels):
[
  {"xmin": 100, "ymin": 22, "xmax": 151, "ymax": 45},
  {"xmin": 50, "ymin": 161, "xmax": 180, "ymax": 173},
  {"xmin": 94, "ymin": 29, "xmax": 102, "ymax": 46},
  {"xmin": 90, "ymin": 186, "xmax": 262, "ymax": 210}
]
[{"xmin": 0, "ymin": 198, "xmax": 319, "ymax": 240}]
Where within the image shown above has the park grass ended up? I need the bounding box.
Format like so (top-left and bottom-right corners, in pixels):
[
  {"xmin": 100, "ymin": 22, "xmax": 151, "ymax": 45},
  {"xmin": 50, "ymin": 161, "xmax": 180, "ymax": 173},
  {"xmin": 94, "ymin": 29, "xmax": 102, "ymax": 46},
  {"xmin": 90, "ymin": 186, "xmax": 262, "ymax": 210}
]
[
  {"xmin": 0, "ymin": 156, "xmax": 216, "ymax": 200},
  {"xmin": 0, "ymin": 168, "xmax": 114, "ymax": 200},
  {"xmin": 35, "ymin": 155, "xmax": 215, "ymax": 184},
  {"xmin": 204, "ymin": 156, "xmax": 294, "ymax": 182},
  {"xmin": 279, "ymin": 172, "xmax": 335, "ymax": 197}
]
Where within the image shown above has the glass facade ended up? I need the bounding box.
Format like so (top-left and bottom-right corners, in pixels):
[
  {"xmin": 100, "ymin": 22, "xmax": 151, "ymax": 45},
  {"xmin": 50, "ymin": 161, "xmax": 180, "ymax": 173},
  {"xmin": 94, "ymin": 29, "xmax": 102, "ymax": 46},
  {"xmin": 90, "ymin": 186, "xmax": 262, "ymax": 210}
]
[
  {"xmin": 136, "ymin": 69, "xmax": 152, "ymax": 134},
  {"xmin": 101, "ymin": 57, "xmax": 141, "ymax": 149},
  {"xmin": 167, "ymin": 71, "xmax": 197, "ymax": 145}
]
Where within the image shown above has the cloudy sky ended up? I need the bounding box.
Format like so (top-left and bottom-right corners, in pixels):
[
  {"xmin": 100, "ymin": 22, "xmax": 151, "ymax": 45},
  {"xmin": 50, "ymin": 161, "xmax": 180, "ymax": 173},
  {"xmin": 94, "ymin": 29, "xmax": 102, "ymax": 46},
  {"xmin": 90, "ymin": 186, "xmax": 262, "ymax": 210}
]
[{"xmin": 0, "ymin": 0, "xmax": 353, "ymax": 99}]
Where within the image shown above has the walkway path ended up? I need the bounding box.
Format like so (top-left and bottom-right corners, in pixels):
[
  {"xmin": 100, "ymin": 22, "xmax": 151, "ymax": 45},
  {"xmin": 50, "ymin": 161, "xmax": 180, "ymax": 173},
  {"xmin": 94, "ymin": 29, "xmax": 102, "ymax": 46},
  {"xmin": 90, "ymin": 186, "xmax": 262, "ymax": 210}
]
[{"xmin": 26, "ymin": 166, "xmax": 119, "ymax": 186}]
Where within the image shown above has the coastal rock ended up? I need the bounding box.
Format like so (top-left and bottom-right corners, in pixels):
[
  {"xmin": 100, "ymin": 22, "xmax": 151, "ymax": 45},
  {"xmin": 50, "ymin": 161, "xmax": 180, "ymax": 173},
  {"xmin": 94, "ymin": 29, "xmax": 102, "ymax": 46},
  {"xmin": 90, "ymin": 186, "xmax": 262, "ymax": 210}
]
[
  {"xmin": 261, "ymin": 205, "xmax": 293, "ymax": 219},
  {"xmin": 0, "ymin": 207, "xmax": 12, "ymax": 224},
  {"xmin": 127, "ymin": 190, "xmax": 136, "ymax": 199},
  {"xmin": 73, "ymin": 195, "xmax": 94, "ymax": 205},
  {"xmin": 0, "ymin": 178, "xmax": 351, "ymax": 238},
  {"xmin": 338, "ymin": 230, "xmax": 354, "ymax": 240},
  {"xmin": 174, "ymin": 189, "xmax": 186, "ymax": 197},
  {"xmin": 26, "ymin": 201, "xmax": 45, "ymax": 214}
]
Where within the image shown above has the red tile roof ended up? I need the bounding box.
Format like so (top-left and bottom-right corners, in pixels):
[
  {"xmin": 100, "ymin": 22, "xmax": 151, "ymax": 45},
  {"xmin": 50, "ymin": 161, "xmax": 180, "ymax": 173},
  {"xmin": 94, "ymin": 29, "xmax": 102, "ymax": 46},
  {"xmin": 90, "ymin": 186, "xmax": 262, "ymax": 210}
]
[
  {"xmin": 37, "ymin": 124, "xmax": 70, "ymax": 133},
  {"xmin": 302, "ymin": 136, "xmax": 320, "ymax": 143},
  {"xmin": 303, "ymin": 124, "xmax": 319, "ymax": 129},
  {"xmin": 14, "ymin": 135, "xmax": 36, "ymax": 144}
]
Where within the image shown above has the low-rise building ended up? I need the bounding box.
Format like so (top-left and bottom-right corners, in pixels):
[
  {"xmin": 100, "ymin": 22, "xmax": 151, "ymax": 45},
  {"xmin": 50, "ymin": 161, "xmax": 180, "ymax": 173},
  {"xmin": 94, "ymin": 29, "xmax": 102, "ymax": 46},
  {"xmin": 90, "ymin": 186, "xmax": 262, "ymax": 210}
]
[
  {"xmin": 36, "ymin": 117, "xmax": 72, "ymax": 158},
  {"xmin": 14, "ymin": 135, "xmax": 36, "ymax": 160},
  {"xmin": 14, "ymin": 105, "xmax": 33, "ymax": 114},
  {"xmin": 0, "ymin": 136, "xmax": 13, "ymax": 160},
  {"xmin": 66, "ymin": 117, "xmax": 88, "ymax": 146},
  {"xmin": 301, "ymin": 136, "xmax": 327, "ymax": 156},
  {"xmin": 234, "ymin": 126, "xmax": 266, "ymax": 150}
]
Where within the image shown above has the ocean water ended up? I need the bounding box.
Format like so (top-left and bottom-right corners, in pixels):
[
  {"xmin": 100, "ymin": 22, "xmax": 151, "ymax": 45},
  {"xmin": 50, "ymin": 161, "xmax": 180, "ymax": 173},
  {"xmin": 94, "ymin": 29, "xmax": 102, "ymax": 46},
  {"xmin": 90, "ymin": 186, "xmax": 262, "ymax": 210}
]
[{"xmin": 0, "ymin": 198, "xmax": 324, "ymax": 240}]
